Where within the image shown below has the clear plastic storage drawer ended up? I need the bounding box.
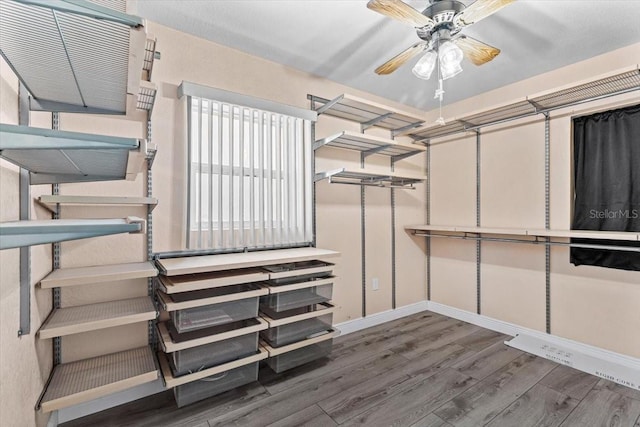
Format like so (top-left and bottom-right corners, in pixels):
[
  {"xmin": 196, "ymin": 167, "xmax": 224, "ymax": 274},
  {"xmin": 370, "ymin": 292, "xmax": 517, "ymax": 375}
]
[
  {"xmin": 173, "ymin": 362, "xmax": 258, "ymax": 408},
  {"xmin": 261, "ymin": 308, "xmax": 332, "ymax": 347},
  {"xmin": 260, "ymin": 283, "xmax": 332, "ymax": 313},
  {"xmin": 169, "ymin": 285, "xmax": 262, "ymax": 333},
  {"xmin": 266, "ymin": 339, "xmax": 332, "ymax": 373},
  {"xmin": 170, "ymin": 332, "xmax": 258, "ymax": 376},
  {"xmin": 263, "ymin": 260, "xmax": 334, "ymax": 285}
]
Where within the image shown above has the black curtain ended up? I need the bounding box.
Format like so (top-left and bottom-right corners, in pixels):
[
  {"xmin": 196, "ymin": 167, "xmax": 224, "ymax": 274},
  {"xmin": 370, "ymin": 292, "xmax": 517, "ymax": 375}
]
[{"xmin": 571, "ymin": 103, "xmax": 640, "ymax": 270}]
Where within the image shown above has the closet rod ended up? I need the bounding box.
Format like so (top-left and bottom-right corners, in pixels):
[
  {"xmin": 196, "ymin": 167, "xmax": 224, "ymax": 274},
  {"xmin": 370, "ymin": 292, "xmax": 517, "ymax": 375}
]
[{"xmin": 412, "ymin": 232, "xmax": 640, "ymax": 253}]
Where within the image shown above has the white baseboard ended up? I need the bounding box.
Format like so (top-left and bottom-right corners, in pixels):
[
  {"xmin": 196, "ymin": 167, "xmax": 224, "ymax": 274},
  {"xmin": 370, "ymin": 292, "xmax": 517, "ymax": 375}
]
[
  {"xmin": 334, "ymin": 301, "xmax": 429, "ymax": 336},
  {"xmin": 426, "ymin": 301, "xmax": 640, "ymax": 392}
]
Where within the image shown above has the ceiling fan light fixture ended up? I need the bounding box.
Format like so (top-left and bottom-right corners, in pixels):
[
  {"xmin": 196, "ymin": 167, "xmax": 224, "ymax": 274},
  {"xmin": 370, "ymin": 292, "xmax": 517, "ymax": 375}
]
[
  {"xmin": 412, "ymin": 49, "xmax": 437, "ymax": 80},
  {"xmin": 438, "ymin": 40, "xmax": 464, "ymax": 80}
]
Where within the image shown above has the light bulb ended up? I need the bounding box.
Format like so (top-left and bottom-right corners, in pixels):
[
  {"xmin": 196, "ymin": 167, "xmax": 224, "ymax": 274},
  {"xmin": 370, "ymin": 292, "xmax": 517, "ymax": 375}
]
[
  {"xmin": 412, "ymin": 50, "xmax": 437, "ymax": 80},
  {"xmin": 438, "ymin": 41, "xmax": 463, "ymax": 80}
]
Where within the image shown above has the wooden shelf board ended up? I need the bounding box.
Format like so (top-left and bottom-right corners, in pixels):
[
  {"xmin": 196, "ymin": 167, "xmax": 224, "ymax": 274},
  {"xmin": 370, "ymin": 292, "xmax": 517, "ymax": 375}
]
[
  {"xmin": 38, "ymin": 297, "xmax": 157, "ymax": 339},
  {"xmin": 157, "ymin": 287, "xmax": 268, "ymax": 312},
  {"xmin": 262, "ymin": 329, "xmax": 336, "ymax": 356},
  {"xmin": 37, "ymin": 195, "xmax": 158, "ymax": 213},
  {"xmin": 158, "ymin": 269, "xmax": 270, "ymax": 294},
  {"xmin": 260, "ymin": 303, "xmax": 335, "ymax": 327},
  {"xmin": 157, "ymin": 319, "xmax": 268, "ymax": 353},
  {"xmin": 157, "ymin": 248, "xmax": 340, "ymax": 276},
  {"xmin": 40, "ymin": 262, "xmax": 157, "ymax": 289},
  {"xmin": 159, "ymin": 347, "xmax": 268, "ymax": 389},
  {"xmin": 39, "ymin": 346, "xmax": 158, "ymax": 413}
]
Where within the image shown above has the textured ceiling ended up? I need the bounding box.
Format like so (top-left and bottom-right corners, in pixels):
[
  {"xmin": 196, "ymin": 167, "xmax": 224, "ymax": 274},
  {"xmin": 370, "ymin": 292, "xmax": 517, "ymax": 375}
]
[{"xmin": 133, "ymin": 0, "xmax": 640, "ymax": 110}]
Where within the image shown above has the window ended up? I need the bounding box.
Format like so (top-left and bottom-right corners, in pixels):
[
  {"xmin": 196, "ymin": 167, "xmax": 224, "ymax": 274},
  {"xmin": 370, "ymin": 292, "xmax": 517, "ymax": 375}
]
[{"xmin": 186, "ymin": 90, "xmax": 314, "ymax": 251}]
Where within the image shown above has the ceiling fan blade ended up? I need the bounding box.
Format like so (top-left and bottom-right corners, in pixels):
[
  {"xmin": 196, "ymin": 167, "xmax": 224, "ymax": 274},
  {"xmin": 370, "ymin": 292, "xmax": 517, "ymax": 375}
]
[
  {"xmin": 375, "ymin": 42, "xmax": 427, "ymax": 75},
  {"xmin": 455, "ymin": 36, "xmax": 500, "ymax": 65},
  {"xmin": 454, "ymin": 0, "xmax": 515, "ymax": 27},
  {"xmin": 367, "ymin": 0, "xmax": 435, "ymax": 28}
]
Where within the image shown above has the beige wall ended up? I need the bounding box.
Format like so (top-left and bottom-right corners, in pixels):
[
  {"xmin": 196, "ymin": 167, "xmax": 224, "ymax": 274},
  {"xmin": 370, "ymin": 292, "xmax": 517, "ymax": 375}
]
[
  {"xmin": 0, "ymin": 59, "xmax": 53, "ymax": 427},
  {"xmin": 148, "ymin": 23, "xmax": 427, "ymax": 323},
  {"xmin": 423, "ymin": 43, "xmax": 640, "ymax": 356},
  {"xmin": 0, "ymin": 20, "xmax": 428, "ymax": 426}
]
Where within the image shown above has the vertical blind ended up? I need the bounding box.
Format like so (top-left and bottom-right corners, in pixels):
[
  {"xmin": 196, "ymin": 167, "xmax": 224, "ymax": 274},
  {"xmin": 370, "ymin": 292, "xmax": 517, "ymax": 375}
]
[{"xmin": 187, "ymin": 95, "xmax": 313, "ymax": 251}]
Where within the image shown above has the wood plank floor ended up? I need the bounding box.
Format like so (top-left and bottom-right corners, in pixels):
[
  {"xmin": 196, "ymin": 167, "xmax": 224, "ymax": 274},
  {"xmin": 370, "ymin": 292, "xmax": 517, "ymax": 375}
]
[{"xmin": 62, "ymin": 311, "xmax": 640, "ymax": 427}]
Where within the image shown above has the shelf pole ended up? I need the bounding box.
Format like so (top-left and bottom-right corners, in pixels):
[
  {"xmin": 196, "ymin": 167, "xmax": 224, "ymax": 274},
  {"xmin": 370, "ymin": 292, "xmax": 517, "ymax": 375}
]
[
  {"xmin": 360, "ymin": 152, "xmax": 367, "ymax": 317},
  {"xmin": 476, "ymin": 130, "xmax": 482, "ymax": 315},
  {"xmin": 544, "ymin": 112, "xmax": 551, "ymax": 334},
  {"xmin": 391, "ymin": 158, "xmax": 396, "ymax": 310},
  {"xmin": 18, "ymin": 82, "xmax": 30, "ymax": 337},
  {"xmin": 51, "ymin": 111, "xmax": 62, "ymax": 365},
  {"xmin": 426, "ymin": 140, "xmax": 431, "ymax": 301}
]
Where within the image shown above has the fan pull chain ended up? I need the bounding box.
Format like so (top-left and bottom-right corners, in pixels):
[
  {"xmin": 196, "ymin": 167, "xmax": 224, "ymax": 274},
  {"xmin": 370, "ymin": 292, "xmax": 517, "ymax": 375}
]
[{"xmin": 434, "ymin": 44, "xmax": 446, "ymax": 126}]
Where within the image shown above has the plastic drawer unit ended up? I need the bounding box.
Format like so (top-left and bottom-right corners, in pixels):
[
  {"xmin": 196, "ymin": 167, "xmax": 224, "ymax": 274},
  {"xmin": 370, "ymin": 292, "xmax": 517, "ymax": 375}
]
[
  {"xmin": 260, "ymin": 303, "xmax": 334, "ymax": 347},
  {"xmin": 263, "ymin": 330, "xmax": 335, "ymax": 373},
  {"xmin": 260, "ymin": 276, "xmax": 334, "ymax": 313},
  {"xmin": 262, "ymin": 260, "xmax": 334, "ymax": 285},
  {"xmin": 174, "ymin": 362, "xmax": 258, "ymax": 407},
  {"xmin": 159, "ymin": 348, "xmax": 268, "ymax": 408},
  {"xmin": 158, "ymin": 283, "xmax": 268, "ymax": 333},
  {"xmin": 165, "ymin": 319, "xmax": 261, "ymax": 376},
  {"xmin": 157, "ymin": 268, "xmax": 270, "ymax": 294}
]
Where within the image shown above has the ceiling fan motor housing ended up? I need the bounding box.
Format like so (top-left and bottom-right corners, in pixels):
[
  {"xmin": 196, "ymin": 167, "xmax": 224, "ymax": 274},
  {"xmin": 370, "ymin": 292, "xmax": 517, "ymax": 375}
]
[{"xmin": 418, "ymin": 0, "xmax": 466, "ymax": 40}]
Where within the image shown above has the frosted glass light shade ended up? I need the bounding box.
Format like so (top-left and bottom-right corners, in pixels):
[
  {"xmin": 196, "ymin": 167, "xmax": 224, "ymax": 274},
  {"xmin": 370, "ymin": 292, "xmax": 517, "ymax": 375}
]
[
  {"xmin": 439, "ymin": 41, "xmax": 463, "ymax": 80},
  {"xmin": 412, "ymin": 50, "xmax": 437, "ymax": 80}
]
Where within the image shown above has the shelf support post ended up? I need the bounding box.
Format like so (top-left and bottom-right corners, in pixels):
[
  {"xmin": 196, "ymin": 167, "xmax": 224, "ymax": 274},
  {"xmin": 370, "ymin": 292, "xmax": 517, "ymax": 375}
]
[
  {"xmin": 476, "ymin": 129, "xmax": 482, "ymax": 315},
  {"xmin": 146, "ymin": 118, "xmax": 157, "ymax": 348},
  {"xmin": 391, "ymin": 158, "xmax": 396, "ymax": 310},
  {"xmin": 426, "ymin": 140, "xmax": 431, "ymax": 301},
  {"xmin": 360, "ymin": 152, "xmax": 367, "ymax": 317},
  {"xmin": 51, "ymin": 112, "xmax": 62, "ymax": 365},
  {"xmin": 544, "ymin": 112, "xmax": 551, "ymax": 334},
  {"xmin": 18, "ymin": 82, "xmax": 31, "ymax": 337}
]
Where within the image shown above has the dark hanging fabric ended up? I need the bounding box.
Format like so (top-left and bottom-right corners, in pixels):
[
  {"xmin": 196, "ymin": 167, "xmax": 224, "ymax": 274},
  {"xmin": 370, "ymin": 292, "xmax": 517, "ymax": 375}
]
[{"xmin": 571, "ymin": 103, "xmax": 640, "ymax": 270}]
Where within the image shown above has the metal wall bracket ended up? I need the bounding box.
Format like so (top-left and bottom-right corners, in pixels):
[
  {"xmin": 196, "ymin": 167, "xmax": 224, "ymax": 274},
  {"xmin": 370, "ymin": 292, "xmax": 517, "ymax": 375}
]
[{"xmin": 361, "ymin": 112, "xmax": 393, "ymax": 132}]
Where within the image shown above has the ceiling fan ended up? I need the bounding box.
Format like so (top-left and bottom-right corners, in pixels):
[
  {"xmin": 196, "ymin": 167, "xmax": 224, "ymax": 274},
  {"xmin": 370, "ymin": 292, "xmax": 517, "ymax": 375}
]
[{"xmin": 368, "ymin": 0, "xmax": 514, "ymax": 80}]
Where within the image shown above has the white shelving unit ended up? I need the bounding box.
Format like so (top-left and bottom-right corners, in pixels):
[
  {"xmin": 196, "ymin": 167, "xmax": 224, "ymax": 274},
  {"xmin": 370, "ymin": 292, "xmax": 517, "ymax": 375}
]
[
  {"xmin": 37, "ymin": 195, "xmax": 158, "ymax": 213},
  {"xmin": 405, "ymin": 224, "xmax": 640, "ymax": 241},
  {"xmin": 39, "ymin": 346, "xmax": 158, "ymax": 413},
  {"xmin": 157, "ymin": 247, "xmax": 340, "ymax": 276},
  {"xmin": 314, "ymin": 130, "xmax": 425, "ymax": 161},
  {"xmin": 38, "ymin": 296, "xmax": 157, "ymax": 339},
  {"xmin": 0, "ymin": 0, "xmax": 148, "ymax": 115},
  {"xmin": 1, "ymin": 0, "xmax": 164, "ymax": 415},
  {"xmin": 0, "ymin": 217, "xmax": 145, "ymax": 250},
  {"xmin": 0, "ymin": 124, "xmax": 152, "ymax": 184},
  {"xmin": 315, "ymin": 168, "xmax": 426, "ymax": 189},
  {"xmin": 405, "ymin": 66, "xmax": 640, "ymax": 141},
  {"xmin": 39, "ymin": 262, "xmax": 158, "ymax": 289},
  {"xmin": 155, "ymin": 248, "xmax": 339, "ymax": 407},
  {"xmin": 309, "ymin": 93, "xmax": 424, "ymax": 135}
]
